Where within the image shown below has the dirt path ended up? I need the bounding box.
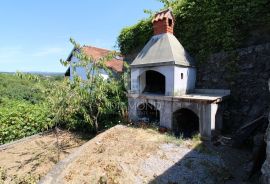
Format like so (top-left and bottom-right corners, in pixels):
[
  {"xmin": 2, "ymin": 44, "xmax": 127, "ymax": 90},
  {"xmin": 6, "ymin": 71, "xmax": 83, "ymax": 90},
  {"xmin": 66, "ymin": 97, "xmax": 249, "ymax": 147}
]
[{"xmin": 0, "ymin": 130, "xmax": 90, "ymax": 184}]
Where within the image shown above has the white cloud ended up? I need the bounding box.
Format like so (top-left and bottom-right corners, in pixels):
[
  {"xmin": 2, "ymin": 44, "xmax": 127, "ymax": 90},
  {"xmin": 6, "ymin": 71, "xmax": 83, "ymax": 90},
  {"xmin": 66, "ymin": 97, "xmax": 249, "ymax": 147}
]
[{"xmin": 32, "ymin": 47, "xmax": 64, "ymax": 57}]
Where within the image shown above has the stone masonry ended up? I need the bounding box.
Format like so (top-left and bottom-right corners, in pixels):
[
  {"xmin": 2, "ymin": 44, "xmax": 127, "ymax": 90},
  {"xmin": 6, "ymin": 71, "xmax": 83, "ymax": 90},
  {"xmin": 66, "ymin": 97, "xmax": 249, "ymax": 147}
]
[
  {"xmin": 196, "ymin": 43, "xmax": 270, "ymax": 131},
  {"xmin": 261, "ymin": 79, "xmax": 270, "ymax": 184}
]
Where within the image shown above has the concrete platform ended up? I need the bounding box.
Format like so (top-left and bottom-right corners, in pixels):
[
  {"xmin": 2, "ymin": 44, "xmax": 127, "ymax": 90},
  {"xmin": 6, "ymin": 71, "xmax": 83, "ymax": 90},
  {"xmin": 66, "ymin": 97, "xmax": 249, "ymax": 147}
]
[{"xmin": 128, "ymin": 89, "xmax": 230, "ymax": 140}]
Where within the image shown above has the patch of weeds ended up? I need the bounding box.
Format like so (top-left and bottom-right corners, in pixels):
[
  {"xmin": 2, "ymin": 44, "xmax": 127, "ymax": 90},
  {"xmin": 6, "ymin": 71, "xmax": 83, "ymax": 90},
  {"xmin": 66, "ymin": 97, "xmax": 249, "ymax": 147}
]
[
  {"xmin": 189, "ymin": 134, "xmax": 216, "ymax": 155},
  {"xmin": 130, "ymin": 122, "xmax": 159, "ymax": 132},
  {"xmin": 162, "ymin": 133, "xmax": 184, "ymax": 146},
  {"xmin": 0, "ymin": 168, "xmax": 39, "ymax": 184},
  {"xmin": 160, "ymin": 153, "xmax": 168, "ymax": 160},
  {"xmin": 0, "ymin": 167, "xmax": 7, "ymax": 183},
  {"xmin": 190, "ymin": 133, "xmax": 202, "ymax": 147},
  {"xmin": 200, "ymin": 160, "xmax": 232, "ymax": 183},
  {"xmin": 104, "ymin": 163, "xmax": 122, "ymax": 184},
  {"xmin": 97, "ymin": 146, "xmax": 105, "ymax": 154},
  {"xmin": 98, "ymin": 175, "xmax": 108, "ymax": 184},
  {"xmin": 13, "ymin": 174, "xmax": 39, "ymax": 184},
  {"xmin": 194, "ymin": 144, "xmax": 215, "ymax": 155}
]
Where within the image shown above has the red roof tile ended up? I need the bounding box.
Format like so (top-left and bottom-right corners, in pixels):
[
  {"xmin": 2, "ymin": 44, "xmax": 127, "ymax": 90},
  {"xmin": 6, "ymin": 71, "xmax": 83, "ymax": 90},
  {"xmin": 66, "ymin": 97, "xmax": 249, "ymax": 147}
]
[
  {"xmin": 68, "ymin": 46, "xmax": 124, "ymax": 73},
  {"xmin": 82, "ymin": 46, "xmax": 124, "ymax": 73}
]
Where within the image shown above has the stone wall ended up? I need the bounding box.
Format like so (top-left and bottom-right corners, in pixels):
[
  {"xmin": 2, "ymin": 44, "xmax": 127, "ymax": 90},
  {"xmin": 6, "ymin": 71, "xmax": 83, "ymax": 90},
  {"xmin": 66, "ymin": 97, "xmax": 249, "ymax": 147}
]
[
  {"xmin": 261, "ymin": 79, "xmax": 270, "ymax": 184},
  {"xmin": 196, "ymin": 43, "xmax": 270, "ymax": 131}
]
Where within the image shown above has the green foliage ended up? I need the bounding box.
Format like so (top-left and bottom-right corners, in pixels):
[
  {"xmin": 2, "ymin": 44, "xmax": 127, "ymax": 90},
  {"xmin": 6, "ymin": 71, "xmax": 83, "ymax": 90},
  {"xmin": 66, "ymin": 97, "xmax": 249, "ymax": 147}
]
[
  {"xmin": 0, "ymin": 73, "xmax": 62, "ymax": 144},
  {"xmin": 0, "ymin": 39, "xmax": 127, "ymax": 144},
  {"xmin": 0, "ymin": 98, "xmax": 53, "ymax": 144},
  {"xmin": 0, "ymin": 167, "xmax": 7, "ymax": 182},
  {"xmin": 117, "ymin": 19, "xmax": 153, "ymax": 56},
  {"xmin": 0, "ymin": 73, "xmax": 44, "ymax": 104},
  {"xmin": 117, "ymin": 0, "xmax": 270, "ymax": 61},
  {"xmin": 50, "ymin": 39, "xmax": 128, "ymax": 132}
]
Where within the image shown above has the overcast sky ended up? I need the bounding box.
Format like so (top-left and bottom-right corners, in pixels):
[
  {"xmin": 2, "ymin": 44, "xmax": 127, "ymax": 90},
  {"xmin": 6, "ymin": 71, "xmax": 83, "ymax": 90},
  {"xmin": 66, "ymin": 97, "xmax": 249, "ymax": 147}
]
[{"xmin": 0, "ymin": 0, "xmax": 163, "ymax": 72}]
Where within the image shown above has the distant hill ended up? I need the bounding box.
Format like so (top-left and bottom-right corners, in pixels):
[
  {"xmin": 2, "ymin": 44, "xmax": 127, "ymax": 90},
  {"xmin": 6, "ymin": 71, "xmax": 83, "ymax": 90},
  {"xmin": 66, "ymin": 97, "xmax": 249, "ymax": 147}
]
[{"xmin": 0, "ymin": 71, "xmax": 64, "ymax": 76}]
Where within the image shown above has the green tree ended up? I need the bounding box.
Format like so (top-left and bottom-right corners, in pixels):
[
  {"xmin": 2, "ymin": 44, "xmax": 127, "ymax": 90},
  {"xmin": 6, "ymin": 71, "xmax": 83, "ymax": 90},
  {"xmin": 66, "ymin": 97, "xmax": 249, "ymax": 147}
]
[{"xmin": 50, "ymin": 39, "xmax": 127, "ymax": 132}]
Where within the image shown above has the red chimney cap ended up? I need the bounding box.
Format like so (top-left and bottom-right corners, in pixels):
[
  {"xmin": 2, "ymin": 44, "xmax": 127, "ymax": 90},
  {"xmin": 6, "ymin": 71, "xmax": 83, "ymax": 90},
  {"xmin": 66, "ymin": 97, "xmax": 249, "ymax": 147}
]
[
  {"xmin": 152, "ymin": 8, "xmax": 175, "ymax": 35},
  {"xmin": 152, "ymin": 8, "xmax": 174, "ymax": 23}
]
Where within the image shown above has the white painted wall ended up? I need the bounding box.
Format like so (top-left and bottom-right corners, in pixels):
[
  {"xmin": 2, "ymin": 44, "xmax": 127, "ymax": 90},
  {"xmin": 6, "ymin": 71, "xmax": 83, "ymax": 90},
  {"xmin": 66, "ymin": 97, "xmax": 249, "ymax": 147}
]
[
  {"xmin": 69, "ymin": 56, "xmax": 109, "ymax": 81},
  {"xmin": 131, "ymin": 65, "xmax": 196, "ymax": 96},
  {"xmin": 131, "ymin": 65, "xmax": 175, "ymax": 95},
  {"xmin": 174, "ymin": 66, "xmax": 196, "ymax": 96},
  {"xmin": 139, "ymin": 72, "xmax": 146, "ymax": 93}
]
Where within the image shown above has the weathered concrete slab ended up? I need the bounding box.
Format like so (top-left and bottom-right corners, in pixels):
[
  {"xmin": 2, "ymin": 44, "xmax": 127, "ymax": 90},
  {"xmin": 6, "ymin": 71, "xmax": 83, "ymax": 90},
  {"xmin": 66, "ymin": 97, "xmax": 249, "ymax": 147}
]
[{"xmin": 128, "ymin": 90, "xmax": 229, "ymax": 140}]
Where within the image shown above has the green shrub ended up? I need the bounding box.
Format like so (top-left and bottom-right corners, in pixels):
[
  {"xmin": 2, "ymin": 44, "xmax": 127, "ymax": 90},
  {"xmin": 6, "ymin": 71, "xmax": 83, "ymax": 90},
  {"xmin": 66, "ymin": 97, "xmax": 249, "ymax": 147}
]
[
  {"xmin": 0, "ymin": 73, "xmax": 46, "ymax": 104},
  {"xmin": 0, "ymin": 73, "xmax": 60, "ymax": 144},
  {"xmin": 0, "ymin": 98, "xmax": 53, "ymax": 144}
]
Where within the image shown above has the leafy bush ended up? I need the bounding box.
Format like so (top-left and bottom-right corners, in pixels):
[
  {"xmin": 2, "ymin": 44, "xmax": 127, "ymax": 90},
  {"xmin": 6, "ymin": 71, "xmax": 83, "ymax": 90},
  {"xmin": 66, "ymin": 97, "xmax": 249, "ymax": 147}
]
[
  {"xmin": 0, "ymin": 73, "xmax": 61, "ymax": 144},
  {"xmin": 0, "ymin": 73, "xmax": 45, "ymax": 104},
  {"xmin": 0, "ymin": 98, "xmax": 53, "ymax": 144}
]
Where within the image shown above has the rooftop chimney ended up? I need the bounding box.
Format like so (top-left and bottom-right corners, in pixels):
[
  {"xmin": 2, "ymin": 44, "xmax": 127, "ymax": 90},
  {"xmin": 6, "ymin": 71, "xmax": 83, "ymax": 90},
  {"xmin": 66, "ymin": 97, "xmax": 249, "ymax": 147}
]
[{"xmin": 152, "ymin": 8, "xmax": 174, "ymax": 35}]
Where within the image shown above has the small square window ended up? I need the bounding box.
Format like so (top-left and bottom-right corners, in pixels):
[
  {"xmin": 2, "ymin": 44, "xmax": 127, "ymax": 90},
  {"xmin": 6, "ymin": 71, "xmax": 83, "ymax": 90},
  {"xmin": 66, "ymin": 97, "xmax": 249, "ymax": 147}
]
[{"xmin": 181, "ymin": 73, "xmax": 183, "ymax": 79}]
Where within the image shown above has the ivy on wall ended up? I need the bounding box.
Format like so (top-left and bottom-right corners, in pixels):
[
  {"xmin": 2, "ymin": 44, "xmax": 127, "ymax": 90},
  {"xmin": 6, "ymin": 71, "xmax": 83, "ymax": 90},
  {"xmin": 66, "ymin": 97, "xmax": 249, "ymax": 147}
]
[
  {"xmin": 117, "ymin": 19, "xmax": 153, "ymax": 57},
  {"xmin": 117, "ymin": 0, "xmax": 270, "ymax": 62}
]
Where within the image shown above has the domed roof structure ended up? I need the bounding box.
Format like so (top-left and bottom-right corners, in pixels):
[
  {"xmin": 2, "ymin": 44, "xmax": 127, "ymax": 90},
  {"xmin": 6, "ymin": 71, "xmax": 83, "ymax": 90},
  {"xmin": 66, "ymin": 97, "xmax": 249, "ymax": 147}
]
[{"xmin": 131, "ymin": 8, "xmax": 195, "ymax": 68}]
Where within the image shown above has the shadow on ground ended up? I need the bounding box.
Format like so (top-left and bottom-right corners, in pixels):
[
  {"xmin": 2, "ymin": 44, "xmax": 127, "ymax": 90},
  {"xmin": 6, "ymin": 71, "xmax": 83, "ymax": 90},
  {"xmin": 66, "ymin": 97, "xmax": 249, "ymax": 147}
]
[{"xmin": 149, "ymin": 142, "xmax": 258, "ymax": 184}]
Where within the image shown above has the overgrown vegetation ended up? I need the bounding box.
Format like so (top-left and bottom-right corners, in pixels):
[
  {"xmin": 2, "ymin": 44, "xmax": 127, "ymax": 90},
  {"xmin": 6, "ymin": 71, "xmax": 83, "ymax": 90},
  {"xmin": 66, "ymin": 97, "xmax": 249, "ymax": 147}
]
[
  {"xmin": 117, "ymin": 0, "xmax": 270, "ymax": 61},
  {"xmin": 0, "ymin": 74, "xmax": 56, "ymax": 144},
  {"xmin": 0, "ymin": 39, "xmax": 128, "ymax": 144},
  {"xmin": 51, "ymin": 39, "xmax": 128, "ymax": 132},
  {"xmin": 0, "ymin": 98, "xmax": 53, "ymax": 144},
  {"xmin": 0, "ymin": 73, "xmax": 46, "ymax": 104}
]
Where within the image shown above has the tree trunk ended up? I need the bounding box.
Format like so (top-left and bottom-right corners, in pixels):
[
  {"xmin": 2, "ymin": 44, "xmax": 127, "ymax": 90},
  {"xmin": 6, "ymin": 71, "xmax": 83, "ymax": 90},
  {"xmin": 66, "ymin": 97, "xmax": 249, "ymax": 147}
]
[
  {"xmin": 94, "ymin": 117, "xmax": 99, "ymax": 133},
  {"xmin": 94, "ymin": 111, "xmax": 100, "ymax": 133}
]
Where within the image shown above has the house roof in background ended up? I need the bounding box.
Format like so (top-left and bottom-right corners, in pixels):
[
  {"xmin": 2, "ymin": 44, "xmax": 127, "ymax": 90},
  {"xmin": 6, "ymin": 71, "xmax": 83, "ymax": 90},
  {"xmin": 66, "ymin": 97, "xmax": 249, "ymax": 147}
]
[{"xmin": 67, "ymin": 46, "xmax": 124, "ymax": 73}]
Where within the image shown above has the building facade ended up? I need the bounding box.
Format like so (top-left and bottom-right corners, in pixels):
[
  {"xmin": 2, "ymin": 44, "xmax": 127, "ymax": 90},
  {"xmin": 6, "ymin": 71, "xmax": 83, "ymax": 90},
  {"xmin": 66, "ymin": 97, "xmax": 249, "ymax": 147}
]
[
  {"xmin": 65, "ymin": 46, "xmax": 124, "ymax": 80},
  {"xmin": 128, "ymin": 9, "xmax": 230, "ymax": 140}
]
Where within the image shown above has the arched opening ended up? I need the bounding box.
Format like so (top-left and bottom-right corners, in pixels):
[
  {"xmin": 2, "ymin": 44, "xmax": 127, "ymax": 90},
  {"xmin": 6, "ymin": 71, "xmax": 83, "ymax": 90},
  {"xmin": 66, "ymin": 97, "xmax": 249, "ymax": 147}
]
[
  {"xmin": 143, "ymin": 70, "xmax": 165, "ymax": 95},
  {"xmin": 173, "ymin": 108, "xmax": 199, "ymax": 138},
  {"xmin": 137, "ymin": 103, "xmax": 160, "ymax": 123}
]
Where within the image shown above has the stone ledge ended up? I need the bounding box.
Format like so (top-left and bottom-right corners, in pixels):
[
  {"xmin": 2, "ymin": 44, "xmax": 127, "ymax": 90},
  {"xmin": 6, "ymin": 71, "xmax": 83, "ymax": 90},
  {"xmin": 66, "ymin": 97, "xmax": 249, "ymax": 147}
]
[{"xmin": 0, "ymin": 130, "xmax": 51, "ymax": 151}]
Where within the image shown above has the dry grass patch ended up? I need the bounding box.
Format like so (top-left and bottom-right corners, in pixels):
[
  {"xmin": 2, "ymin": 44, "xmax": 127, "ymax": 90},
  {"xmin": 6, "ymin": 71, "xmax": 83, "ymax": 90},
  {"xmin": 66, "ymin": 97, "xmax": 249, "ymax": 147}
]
[{"xmin": 0, "ymin": 130, "xmax": 90, "ymax": 184}]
